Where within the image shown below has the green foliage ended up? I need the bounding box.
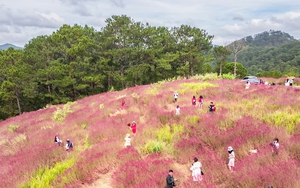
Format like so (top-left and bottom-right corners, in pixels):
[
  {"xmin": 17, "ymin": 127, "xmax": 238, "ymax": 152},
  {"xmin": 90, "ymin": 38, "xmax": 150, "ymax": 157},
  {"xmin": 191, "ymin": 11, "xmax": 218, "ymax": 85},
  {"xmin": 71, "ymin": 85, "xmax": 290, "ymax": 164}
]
[
  {"xmin": 143, "ymin": 140, "xmax": 164, "ymax": 154},
  {"xmin": 22, "ymin": 158, "xmax": 75, "ymax": 188},
  {"xmin": 80, "ymin": 123, "xmax": 87, "ymax": 130},
  {"xmin": 223, "ymin": 62, "xmax": 248, "ymax": 78},
  {"xmin": 222, "ymin": 73, "xmax": 235, "ymax": 80},
  {"xmin": 262, "ymin": 111, "xmax": 300, "ymax": 133},
  {"xmin": 84, "ymin": 135, "xmax": 91, "ymax": 149},
  {"xmin": 257, "ymin": 70, "xmax": 283, "ymax": 78},
  {"xmin": 53, "ymin": 102, "xmax": 75, "ymax": 123},
  {"xmin": 143, "ymin": 123, "xmax": 184, "ymax": 154},
  {"xmin": 185, "ymin": 116, "xmax": 200, "ymax": 125},
  {"xmin": 8, "ymin": 124, "xmax": 19, "ymax": 132},
  {"xmin": 191, "ymin": 73, "xmax": 220, "ymax": 81},
  {"xmin": 179, "ymin": 82, "xmax": 216, "ymax": 94}
]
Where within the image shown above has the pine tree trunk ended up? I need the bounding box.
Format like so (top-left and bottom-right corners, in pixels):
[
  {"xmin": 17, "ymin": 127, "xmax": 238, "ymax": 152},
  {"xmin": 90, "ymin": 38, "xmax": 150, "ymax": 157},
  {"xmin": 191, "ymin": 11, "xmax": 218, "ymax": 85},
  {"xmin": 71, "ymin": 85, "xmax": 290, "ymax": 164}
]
[
  {"xmin": 234, "ymin": 54, "xmax": 237, "ymax": 77},
  {"xmin": 15, "ymin": 90, "xmax": 22, "ymax": 115}
]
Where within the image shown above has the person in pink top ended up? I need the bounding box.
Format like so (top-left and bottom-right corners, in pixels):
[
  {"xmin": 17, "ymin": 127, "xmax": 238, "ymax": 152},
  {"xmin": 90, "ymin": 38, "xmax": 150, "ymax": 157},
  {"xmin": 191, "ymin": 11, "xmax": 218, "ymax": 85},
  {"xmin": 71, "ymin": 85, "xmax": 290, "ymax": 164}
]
[
  {"xmin": 131, "ymin": 121, "xmax": 137, "ymax": 135},
  {"xmin": 121, "ymin": 99, "xmax": 125, "ymax": 106},
  {"xmin": 192, "ymin": 96, "xmax": 196, "ymax": 106},
  {"xmin": 198, "ymin": 95, "xmax": 203, "ymax": 109}
]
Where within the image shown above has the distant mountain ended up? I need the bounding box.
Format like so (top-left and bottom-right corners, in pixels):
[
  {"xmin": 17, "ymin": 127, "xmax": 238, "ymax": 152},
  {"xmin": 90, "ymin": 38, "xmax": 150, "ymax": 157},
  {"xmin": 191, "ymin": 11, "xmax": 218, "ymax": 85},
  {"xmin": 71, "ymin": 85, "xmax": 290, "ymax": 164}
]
[
  {"xmin": 244, "ymin": 30, "xmax": 296, "ymax": 47},
  {"xmin": 228, "ymin": 30, "xmax": 300, "ymax": 76},
  {"xmin": 0, "ymin": 43, "xmax": 22, "ymax": 50}
]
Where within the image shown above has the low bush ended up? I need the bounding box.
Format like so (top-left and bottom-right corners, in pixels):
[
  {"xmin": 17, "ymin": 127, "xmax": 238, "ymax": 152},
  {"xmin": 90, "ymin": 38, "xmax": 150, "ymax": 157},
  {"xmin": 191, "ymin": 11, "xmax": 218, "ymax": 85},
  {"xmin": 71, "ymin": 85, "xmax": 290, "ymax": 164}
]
[{"xmin": 53, "ymin": 102, "xmax": 75, "ymax": 123}]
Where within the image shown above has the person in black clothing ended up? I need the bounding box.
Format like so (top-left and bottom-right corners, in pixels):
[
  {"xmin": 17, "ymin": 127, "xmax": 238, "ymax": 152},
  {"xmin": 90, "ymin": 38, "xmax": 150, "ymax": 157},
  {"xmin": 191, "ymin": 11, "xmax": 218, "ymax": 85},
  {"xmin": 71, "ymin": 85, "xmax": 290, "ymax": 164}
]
[{"xmin": 166, "ymin": 169, "xmax": 176, "ymax": 188}]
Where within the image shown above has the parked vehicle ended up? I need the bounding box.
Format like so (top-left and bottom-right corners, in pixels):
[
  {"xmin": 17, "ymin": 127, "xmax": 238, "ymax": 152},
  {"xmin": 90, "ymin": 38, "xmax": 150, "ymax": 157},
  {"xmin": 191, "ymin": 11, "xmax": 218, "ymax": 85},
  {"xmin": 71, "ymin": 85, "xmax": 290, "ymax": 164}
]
[{"xmin": 241, "ymin": 76, "xmax": 260, "ymax": 84}]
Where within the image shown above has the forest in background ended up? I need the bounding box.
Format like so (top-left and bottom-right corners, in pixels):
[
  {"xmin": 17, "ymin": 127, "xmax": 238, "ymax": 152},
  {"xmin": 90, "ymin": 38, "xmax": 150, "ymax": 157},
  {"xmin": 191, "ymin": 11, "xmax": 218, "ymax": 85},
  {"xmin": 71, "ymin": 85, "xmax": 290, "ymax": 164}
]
[{"xmin": 0, "ymin": 15, "xmax": 299, "ymax": 120}]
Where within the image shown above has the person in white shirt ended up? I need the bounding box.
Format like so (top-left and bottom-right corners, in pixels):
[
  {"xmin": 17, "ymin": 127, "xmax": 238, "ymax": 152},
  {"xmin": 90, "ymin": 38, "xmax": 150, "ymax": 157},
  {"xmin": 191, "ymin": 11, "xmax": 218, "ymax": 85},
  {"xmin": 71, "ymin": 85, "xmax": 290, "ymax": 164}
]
[
  {"xmin": 174, "ymin": 91, "xmax": 179, "ymax": 102},
  {"xmin": 245, "ymin": 81, "xmax": 250, "ymax": 89},
  {"xmin": 228, "ymin": 146, "xmax": 235, "ymax": 173},
  {"xmin": 270, "ymin": 138, "xmax": 279, "ymax": 155},
  {"xmin": 175, "ymin": 105, "xmax": 180, "ymax": 115},
  {"xmin": 190, "ymin": 157, "xmax": 203, "ymax": 182},
  {"xmin": 124, "ymin": 134, "xmax": 131, "ymax": 147}
]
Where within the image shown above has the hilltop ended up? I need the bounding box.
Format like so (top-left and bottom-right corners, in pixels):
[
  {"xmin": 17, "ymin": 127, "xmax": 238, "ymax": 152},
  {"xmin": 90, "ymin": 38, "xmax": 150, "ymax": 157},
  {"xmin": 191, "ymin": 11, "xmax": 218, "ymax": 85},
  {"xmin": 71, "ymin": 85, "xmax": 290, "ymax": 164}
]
[
  {"xmin": 227, "ymin": 30, "xmax": 300, "ymax": 76},
  {"xmin": 1, "ymin": 75, "xmax": 300, "ymax": 188},
  {"xmin": 0, "ymin": 43, "xmax": 22, "ymax": 50}
]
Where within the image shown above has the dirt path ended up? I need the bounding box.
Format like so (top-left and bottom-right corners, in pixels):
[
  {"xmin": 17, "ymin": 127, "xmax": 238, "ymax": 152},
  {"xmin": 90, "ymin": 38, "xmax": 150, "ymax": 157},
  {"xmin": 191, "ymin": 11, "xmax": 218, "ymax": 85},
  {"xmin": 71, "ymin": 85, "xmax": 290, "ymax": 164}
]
[{"xmin": 82, "ymin": 171, "xmax": 113, "ymax": 188}]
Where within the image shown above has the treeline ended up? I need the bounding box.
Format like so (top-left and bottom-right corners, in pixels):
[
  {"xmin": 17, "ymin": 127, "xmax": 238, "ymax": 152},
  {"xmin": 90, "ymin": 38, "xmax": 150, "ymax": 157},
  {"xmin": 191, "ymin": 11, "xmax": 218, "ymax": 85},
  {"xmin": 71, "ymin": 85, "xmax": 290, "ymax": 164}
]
[
  {"xmin": 0, "ymin": 15, "xmax": 218, "ymax": 120},
  {"xmin": 237, "ymin": 41, "xmax": 300, "ymax": 76}
]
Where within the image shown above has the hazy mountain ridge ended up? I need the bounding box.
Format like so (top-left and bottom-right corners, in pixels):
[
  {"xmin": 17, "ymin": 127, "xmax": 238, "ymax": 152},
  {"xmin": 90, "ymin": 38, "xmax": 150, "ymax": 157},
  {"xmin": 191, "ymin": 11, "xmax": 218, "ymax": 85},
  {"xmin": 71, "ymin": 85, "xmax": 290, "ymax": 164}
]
[{"xmin": 0, "ymin": 43, "xmax": 22, "ymax": 50}]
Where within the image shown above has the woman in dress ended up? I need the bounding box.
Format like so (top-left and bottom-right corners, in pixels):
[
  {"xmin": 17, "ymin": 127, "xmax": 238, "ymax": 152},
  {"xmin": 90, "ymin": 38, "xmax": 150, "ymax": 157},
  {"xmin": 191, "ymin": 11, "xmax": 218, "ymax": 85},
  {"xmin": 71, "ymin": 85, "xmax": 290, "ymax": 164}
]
[{"xmin": 190, "ymin": 157, "xmax": 203, "ymax": 182}]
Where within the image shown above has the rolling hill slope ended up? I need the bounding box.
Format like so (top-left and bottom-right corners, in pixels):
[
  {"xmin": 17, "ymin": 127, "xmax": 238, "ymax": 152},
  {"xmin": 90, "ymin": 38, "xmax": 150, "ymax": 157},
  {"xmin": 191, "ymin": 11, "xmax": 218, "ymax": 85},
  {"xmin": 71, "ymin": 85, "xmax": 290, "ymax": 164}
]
[{"xmin": 1, "ymin": 76, "xmax": 300, "ymax": 188}]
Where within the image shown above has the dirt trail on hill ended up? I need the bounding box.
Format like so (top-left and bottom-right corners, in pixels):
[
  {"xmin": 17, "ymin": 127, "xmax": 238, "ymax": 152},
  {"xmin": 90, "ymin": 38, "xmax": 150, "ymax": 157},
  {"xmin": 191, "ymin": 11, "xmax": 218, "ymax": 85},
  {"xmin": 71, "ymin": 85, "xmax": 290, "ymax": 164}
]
[
  {"xmin": 83, "ymin": 163, "xmax": 190, "ymax": 188},
  {"xmin": 173, "ymin": 163, "xmax": 191, "ymax": 186},
  {"xmin": 82, "ymin": 171, "xmax": 113, "ymax": 188}
]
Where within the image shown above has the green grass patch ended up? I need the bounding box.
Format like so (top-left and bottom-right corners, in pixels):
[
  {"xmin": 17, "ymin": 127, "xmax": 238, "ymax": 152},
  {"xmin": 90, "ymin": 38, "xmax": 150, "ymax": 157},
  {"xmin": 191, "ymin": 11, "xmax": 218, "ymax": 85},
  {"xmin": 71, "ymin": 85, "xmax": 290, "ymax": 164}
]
[
  {"xmin": 143, "ymin": 123, "xmax": 184, "ymax": 154},
  {"xmin": 8, "ymin": 124, "xmax": 19, "ymax": 132},
  {"xmin": 262, "ymin": 111, "xmax": 300, "ymax": 133},
  {"xmin": 179, "ymin": 82, "xmax": 217, "ymax": 95},
  {"xmin": 22, "ymin": 158, "xmax": 75, "ymax": 188},
  {"xmin": 53, "ymin": 102, "xmax": 75, "ymax": 123},
  {"xmin": 185, "ymin": 116, "xmax": 200, "ymax": 125}
]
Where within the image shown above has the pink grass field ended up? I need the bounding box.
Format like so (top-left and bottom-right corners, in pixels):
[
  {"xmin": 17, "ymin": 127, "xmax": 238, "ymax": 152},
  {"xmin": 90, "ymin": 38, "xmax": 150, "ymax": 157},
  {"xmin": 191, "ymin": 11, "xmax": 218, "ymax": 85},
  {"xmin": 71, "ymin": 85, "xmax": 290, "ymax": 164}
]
[{"xmin": 0, "ymin": 78, "xmax": 300, "ymax": 188}]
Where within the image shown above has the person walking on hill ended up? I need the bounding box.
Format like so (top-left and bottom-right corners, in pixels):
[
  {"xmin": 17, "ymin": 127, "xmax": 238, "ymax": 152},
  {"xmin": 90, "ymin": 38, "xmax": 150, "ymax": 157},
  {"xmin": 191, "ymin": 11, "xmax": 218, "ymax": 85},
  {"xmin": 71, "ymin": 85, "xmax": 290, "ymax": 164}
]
[
  {"xmin": 228, "ymin": 146, "xmax": 235, "ymax": 173},
  {"xmin": 124, "ymin": 134, "xmax": 131, "ymax": 147},
  {"xmin": 289, "ymin": 78, "xmax": 294, "ymax": 86},
  {"xmin": 166, "ymin": 169, "xmax": 177, "ymax": 188},
  {"xmin": 54, "ymin": 134, "xmax": 62, "ymax": 146},
  {"xmin": 190, "ymin": 157, "xmax": 203, "ymax": 183},
  {"xmin": 130, "ymin": 121, "xmax": 137, "ymax": 135},
  {"xmin": 198, "ymin": 95, "xmax": 203, "ymax": 109},
  {"xmin": 175, "ymin": 105, "xmax": 180, "ymax": 115},
  {"xmin": 245, "ymin": 81, "xmax": 250, "ymax": 89},
  {"xmin": 174, "ymin": 91, "xmax": 179, "ymax": 102},
  {"xmin": 270, "ymin": 138, "xmax": 279, "ymax": 155},
  {"xmin": 192, "ymin": 96, "xmax": 196, "ymax": 106},
  {"xmin": 65, "ymin": 139, "xmax": 73, "ymax": 151},
  {"xmin": 121, "ymin": 99, "xmax": 125, "ymax": 107},
  {"xmin": 208, "ymin": 102, "xmax": 216, "ymax": 113}
]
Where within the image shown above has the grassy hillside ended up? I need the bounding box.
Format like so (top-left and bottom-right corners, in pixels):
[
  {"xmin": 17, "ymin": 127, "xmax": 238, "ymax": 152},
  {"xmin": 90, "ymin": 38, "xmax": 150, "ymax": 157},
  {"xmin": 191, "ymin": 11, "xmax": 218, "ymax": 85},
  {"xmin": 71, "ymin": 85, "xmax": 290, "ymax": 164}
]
[{"xmin": 1, "ymin": 75, "xmax": 300, "ymax": 188}]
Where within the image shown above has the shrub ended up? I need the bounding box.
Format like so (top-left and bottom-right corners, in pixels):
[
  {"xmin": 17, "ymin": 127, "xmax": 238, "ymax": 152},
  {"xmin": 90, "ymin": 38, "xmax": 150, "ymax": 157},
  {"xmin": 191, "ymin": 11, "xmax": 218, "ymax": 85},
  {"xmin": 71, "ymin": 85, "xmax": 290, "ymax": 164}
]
[
  {"xmin": 143, "ymin": 140, "xmax": 164, "ymax": 154},
  {"xmin": 8, "ymin": 124, "xmax": 19, "ymax": 132},
  {"xmin": 53, "ymin": 102, "xmax": 75, "ymax": 123},
  {"xmin": 222, "ymin": 73, "xmax": 235, "ymax": 80}
]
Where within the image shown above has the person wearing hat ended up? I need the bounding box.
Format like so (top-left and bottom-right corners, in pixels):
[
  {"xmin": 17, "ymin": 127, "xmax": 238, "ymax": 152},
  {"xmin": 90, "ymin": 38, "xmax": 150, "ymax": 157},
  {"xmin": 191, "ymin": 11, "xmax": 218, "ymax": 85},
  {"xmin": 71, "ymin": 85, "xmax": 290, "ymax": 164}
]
[
  {"xmin": 228, "ymin": 146, "xmax": 235, "ymax": 172},
  {"xmin": 130, "ymin": 121, "xmax": 137, "ymax": 135},
  {"xmin": 174, "ymin": 91, "xmax": 179, "ymax": 102},
  {"xmin": 124, "ymin": 134, "xmax": 131, "ymax": 147},
  {"xmin": 166, "ymin": 169, "xmax": 177, "ymax": 188}
]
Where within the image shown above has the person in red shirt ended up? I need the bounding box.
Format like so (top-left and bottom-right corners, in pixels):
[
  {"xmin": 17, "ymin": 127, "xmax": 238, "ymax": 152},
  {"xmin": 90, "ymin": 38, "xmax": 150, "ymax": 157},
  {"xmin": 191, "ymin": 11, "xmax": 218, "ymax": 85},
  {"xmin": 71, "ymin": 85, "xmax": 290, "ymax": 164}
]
[
  {"xmin": 121, "ymin": 99, "xmax": 125, "ymax": 106},
  {"xmin": 131, "ymin": 121, "xmax": 137, "ymax": 135},
  {"xmin": 192, "ymin": 96, "xmax": 196, "ymax": 106}
]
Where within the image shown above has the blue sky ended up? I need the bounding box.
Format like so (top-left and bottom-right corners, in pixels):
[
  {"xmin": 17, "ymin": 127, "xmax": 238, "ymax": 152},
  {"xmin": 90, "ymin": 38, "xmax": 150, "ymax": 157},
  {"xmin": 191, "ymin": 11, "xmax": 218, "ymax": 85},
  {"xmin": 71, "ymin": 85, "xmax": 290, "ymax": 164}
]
[{"xmin": 0, "ymin": 0, "xmax": 300, "ymax": 47}]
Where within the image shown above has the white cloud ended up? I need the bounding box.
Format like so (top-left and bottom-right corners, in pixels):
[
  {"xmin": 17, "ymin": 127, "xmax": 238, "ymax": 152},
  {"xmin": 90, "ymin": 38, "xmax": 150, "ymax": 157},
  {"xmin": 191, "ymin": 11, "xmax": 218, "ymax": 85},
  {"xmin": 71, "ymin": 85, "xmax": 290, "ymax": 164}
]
[{"xmin": 0, "ymin": 0, "xmax": 300, "ymax": 47}]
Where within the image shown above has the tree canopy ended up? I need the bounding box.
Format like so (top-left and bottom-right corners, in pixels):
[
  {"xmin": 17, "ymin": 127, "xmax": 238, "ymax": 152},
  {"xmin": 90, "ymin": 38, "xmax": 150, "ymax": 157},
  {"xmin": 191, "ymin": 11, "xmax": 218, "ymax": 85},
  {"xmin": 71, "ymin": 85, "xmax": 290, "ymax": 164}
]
[{"xmin": 0, "ymin": 15, "xmax": 214, "ymax": 120}]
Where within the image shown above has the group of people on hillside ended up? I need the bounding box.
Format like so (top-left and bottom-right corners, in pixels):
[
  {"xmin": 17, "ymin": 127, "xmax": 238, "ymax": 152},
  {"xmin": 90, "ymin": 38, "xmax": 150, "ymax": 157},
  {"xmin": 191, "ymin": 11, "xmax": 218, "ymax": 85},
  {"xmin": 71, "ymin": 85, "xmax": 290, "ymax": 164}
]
[
  {"xmin": 166, "ymin": 137, "xmax": 280, "ymax": 187},
  {"xmin": 173, "ymin": 92, "xmax": 215, "ymax": 115},
  {"xmin": 285, "ymin": 78, "xmax": 294, "ymax": 86},
  {"xmin": 54, "ymin": 135, "xmax": 73, "ymax": 151},
  {"xmin": 124, "ymin": 121, "xmax": 137, "ymax": 147}
]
